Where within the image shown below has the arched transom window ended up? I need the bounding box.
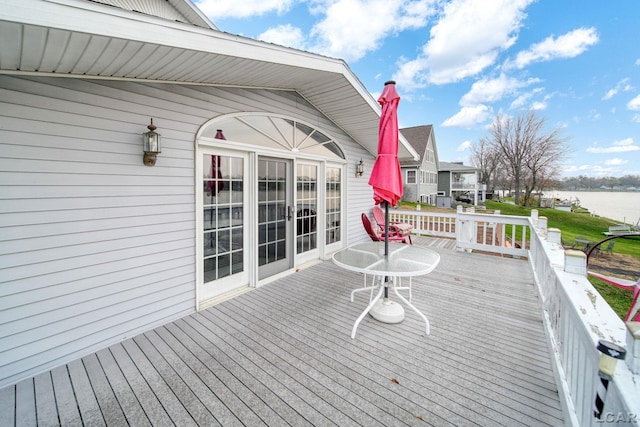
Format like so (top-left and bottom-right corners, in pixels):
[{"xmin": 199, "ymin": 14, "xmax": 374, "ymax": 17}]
[{"xmin": 199, "ymin": 114, "xmax": 345, "ymax": 159}]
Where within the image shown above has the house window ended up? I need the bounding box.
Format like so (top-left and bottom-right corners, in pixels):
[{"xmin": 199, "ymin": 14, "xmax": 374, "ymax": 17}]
[
  {"xmin": 203, "ymin": 154, "xmax": 244, "ymax": 282},
  {"xmin": 406, "ymin": 170, "xmax": 416, "ymax": 184},
  {"xmin": 296, "ymin": 164, "xmax": 318, "ymax": 254},
  {"xmin": 326, "ymin": 167, "xmax": 341, "ymax": 244},
  {"xmin": 426, "ymin": 148, "xmax": 434, "ymax": 163}
]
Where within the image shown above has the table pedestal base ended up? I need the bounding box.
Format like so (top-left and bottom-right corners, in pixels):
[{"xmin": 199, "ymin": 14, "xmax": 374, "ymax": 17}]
[{"xmin": 369, "ymin": 298, "xmax": 404, "ymax": 323}]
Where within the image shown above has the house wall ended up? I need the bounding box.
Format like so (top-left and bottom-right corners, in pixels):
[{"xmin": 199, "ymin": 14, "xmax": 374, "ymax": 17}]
[
  {"xmin": 402, "ymin": 168, "xmax": 418, "ymax": 202},
  {"xmin": 400, "ymin": 128, "xmax": 439, "ymax": 204},
  {"xmin": 438, "ymin": 172, "xmax": 452, "ymax": 196},
  {"xmin": 0, "ymin": 75, "xmax": 373, "ymax": 387},
  {"xmin": 421, "ymin": 132, "xmax": 439, "ymax": 204}
]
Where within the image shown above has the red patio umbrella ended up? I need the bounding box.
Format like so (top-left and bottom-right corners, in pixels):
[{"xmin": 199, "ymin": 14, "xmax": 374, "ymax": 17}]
[
  {"xmin": 369, "ymin": 80, "xmax": 403, "ymax": 207},
  {"xmin": 368, "ymin": 80, "xmax": 403, "ymax": 257},
  {"xmin": 367, "ymin": 80, "xmax": 404, "ymax": 322}
]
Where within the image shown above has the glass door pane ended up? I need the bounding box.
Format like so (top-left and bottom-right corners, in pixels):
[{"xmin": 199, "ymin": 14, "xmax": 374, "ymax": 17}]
[
  {"xmin": 296, "ymin": 164, "xmax": 317, "ymax": 254},
  {"xmin": 326, "ymin": 166, "xmax": 342, "ymax": 244},
  {"xmin": 258, "ymin": 157, "xmax": 292, "ymax": 279},
  {"xmin": 203, "ymin": 154, "xmax": 244, "ymax": 283}
]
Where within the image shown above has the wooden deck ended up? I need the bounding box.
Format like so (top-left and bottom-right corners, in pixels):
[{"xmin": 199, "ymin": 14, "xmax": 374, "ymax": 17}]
[{"xmin": 1, "ymin": 237, "xmax": 565, "ymax": 426}]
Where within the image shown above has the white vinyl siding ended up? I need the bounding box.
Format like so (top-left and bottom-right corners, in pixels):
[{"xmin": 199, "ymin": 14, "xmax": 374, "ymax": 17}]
[{"xmin": 0, "ymin": 75, "xmax": 372, "ymax": 387}]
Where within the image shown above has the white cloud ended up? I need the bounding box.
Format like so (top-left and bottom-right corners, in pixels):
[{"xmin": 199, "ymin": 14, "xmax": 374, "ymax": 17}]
[
  {"xmin": 531, "ymin": 101, "xmax": 547, "ymax": 110},
  {"xmin": 510, "ymin": 95, "xmax": 529, "ymax": 109},
  {"xmin": 195, "ymin": 0, "xmax": 294, "ymax": 19},
  {"xmin": 627, "ymin": 94, "xmax": 640, "ymax": 111},
  {"xmin": 563, "ymin": 164, "xmax": 593, "ymax": 173},
  {"xmin": 460, "ymin": 75, "xmax": 540, "ymax": 106},
  {"xmin": 563, "ymin": 164, "xmax": 622, "ymax": 177},
  {"xmin": 199, "ymin": 0, "xmax": 439, "ymax": 62},
  {"xmin": 442, "ymin": 105, "xmax": 491, "ymax": 128},
  {"xmin": 602, "ymin": 89, "xmax": 617, "ymax": 101},
  {"xmin": 394, "ymin": 0, "xmax": 533, "ymax": 88},
  {"xmin": 507, "ymin": 27, "xmax": 599, "ymax": 69},
  {"xmin": 258, "ymin": 25, "xmax": 307, "ymax": 50},
  {"xmin": 457, "ymin": 140, "xmax": 473, "ymax": 151},
  {"xmin": 309, "ymin": 0, "xmax": 439, "ymax": 62},
  {"xmin": 602, "ymin": 78, "xmax": 633, "ymax": 100},
  {"xmin": 604, "ymin": 158, "xmax": 628, "ymax": 166},
  {"xmin": 587, "ymin": 138, "xmax": 638, "ymax": 153},
  {"xmin": 510, "ymin": 90, "xmax": 540, "ymax": 109},
  {"xmin": 614, "ymin": 137, "xmax": 634, "ymax": 146}
]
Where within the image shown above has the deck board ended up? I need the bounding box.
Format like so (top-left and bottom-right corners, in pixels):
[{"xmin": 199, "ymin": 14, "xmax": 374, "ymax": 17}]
[{"xmin": 3, "ymin": 237, "xmax": 565, "ymax": 426}]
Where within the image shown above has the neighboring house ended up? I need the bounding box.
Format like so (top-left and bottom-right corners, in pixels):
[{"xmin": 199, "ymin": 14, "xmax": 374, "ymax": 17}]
[
  {"xmin": 399, "ymin": 125, "xmax": 439, "ymax": 204},
  {"xmin": 0, "ymin": 0, "xmax": 419, "ymax": 388},
  {"xmin": 437, "ymin": 161, "xmax": 482, "ymax": 206}
]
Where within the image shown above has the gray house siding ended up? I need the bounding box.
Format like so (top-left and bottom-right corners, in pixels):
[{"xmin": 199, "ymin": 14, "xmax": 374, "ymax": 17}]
[
  {"xmin": 0, "ymin": 75, "xmax": 372, "ymax": 387},
  {"xmin": 403, "ymin": 172, "xmax": 419, "ymax": 202},
  {"xmin": 399, "ymin": 125, "xmax": 439, "ymax": 204},
  {"xmin": 438, "ymin": 172, "xmax": 452, "ymax": 196}
]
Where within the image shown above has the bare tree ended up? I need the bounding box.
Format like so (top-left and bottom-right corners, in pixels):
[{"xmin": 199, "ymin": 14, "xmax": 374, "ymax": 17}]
[
  {"xmin": 470, "ymin": 137, "xmax": 501, "ymax": 191},
  {"xmin": 482, "ymin": 111, "xmax": 569, "ymax": 206}
]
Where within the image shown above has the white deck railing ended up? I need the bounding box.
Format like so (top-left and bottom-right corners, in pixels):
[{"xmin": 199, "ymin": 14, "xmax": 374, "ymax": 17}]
[
  {"xmin": 389, "ymin": 209, "xmax": 456, "ymax": 237},
  {"xmin": 388, "ymin": 207, "xmax": 639, "ymax": 426},
  {"xmin": 389, "ymin": 206, "xmax": 529, "ymax": 257}
]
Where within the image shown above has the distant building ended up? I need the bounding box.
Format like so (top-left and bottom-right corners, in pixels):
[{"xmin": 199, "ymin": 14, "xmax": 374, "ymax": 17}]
[
  {"xmin": 437, "ymin": 161, "xmax": 482, "ymax": 206},
  {"xmin": 399, "ymin": 125, "xmax": 439, "ymax": 204}
]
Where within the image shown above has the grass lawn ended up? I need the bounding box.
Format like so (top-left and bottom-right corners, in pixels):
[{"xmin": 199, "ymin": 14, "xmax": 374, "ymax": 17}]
[
  {"xmin": 482, "ymin": 200, "xmax": 640, "ymax": 258},
  {"xmin": 401, "ymin": 200, "xmax": 639, "ymax": 320}
]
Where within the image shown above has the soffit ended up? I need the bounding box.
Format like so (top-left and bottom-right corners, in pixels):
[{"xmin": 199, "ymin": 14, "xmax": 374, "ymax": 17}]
[{"xmin": 0, "ymin": 0, "xmax": 418, "ymax": 160}]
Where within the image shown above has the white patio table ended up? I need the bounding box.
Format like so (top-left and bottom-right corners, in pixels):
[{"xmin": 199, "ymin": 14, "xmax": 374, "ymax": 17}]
[{"xmin": 332, "ymin": 242, "xmax": 440, "ymax": 338}]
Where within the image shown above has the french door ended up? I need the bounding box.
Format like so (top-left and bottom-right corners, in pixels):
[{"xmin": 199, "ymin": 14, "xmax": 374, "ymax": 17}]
[
  {"xmin": 199, "ymin": 150, "xmax": 248, "ymax": 301},
  {"xmin": 257, "ymin": 157, "xmax": 294, "ymax": 279}
]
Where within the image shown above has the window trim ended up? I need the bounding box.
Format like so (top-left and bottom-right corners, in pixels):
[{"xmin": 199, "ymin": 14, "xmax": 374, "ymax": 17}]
[{"xmin": 406, "ymin": 170, "xmax": 417, "ymax": 184}]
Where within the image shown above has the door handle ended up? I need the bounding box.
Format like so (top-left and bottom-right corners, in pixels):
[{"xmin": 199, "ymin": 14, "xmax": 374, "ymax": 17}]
[{"xmin": 287, "ymin": 206, "xmax": 293, "ymax": 220}]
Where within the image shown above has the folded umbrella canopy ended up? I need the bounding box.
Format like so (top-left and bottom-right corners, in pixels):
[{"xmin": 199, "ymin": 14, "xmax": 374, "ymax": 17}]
[
  {"xmin": 367, "ymin": 80, "xmax": 405, "ymax": 323},
  {"xmin": 368, "ymin": 80, "xmax": 403, "ymax": 206}
]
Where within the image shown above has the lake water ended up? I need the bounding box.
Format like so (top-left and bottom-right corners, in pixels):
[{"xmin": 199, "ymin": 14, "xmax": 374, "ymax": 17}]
[{"xmin": 544, "ymin": 191, "xmax": 640, "ymax": 225}]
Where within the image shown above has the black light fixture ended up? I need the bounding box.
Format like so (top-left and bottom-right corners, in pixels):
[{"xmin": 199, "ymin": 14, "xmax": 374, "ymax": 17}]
[
  {"xmin": 142, "ymin": 118, "xmax": 161, "ymax": 166},
  {"xmin": 356, "ymin": 159, "xmax": 365, "ymax": 177}
]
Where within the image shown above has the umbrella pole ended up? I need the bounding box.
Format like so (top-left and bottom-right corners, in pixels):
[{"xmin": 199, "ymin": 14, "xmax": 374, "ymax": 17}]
[
  {"xmin": 370, "ymin": 200, "xmax": 404, "ymax": 323},
  {"xmin": 384, "ymin": 201, "xmax": 389, "ymax": 299}
]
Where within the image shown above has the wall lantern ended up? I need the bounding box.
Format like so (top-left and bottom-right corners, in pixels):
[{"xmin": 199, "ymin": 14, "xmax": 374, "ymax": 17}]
[
  {"xmin": 143, "ymin": 118, "xmax": 161, "ymax": 166},
  {"xmin": 355, "ymin": 159, "xmax": 365, "ymax": 177}
]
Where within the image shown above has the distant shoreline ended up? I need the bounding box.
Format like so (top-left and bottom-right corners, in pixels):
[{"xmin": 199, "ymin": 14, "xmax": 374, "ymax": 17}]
[{"xmin": 544, "ymin": 190, "xmax": 640, "ymax": 225}]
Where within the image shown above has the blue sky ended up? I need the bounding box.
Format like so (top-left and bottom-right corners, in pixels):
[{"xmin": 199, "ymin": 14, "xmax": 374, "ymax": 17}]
[{"xmin": 194, "ymin": 0, "xmax": 640, "ymax": 178}]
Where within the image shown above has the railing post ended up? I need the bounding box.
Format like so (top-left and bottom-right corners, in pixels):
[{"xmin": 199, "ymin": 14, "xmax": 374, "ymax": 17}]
[
  {"xmin": 564, "ymin": 249, "xmax": 587, "ymax": 276},
  {"xmin": 626, "ymin": 322, "xmax": 640, "ymax": 375},
  {"xmin": 531, "ymin": 209, "xmax": 539, "ymax": 227},
  {"xmin": 548, "ymin": 227, "xmax": 561, "ymax": 245},
  {"xmin": 493, "ymin": 210, "xmax": 502, "ymax": 245},
  {"xmin": 456, "ymin": 205, "xmax": 473, "ymax": 252},
  {"xmin": 538, "ymin": 216, "xmax": 547, "ymax": 232}
]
